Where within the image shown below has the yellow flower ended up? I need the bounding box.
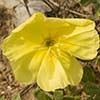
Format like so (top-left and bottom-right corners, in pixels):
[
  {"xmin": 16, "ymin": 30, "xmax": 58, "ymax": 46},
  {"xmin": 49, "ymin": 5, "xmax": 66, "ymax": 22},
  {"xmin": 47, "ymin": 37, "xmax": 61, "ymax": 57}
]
[{"xmin": 2, "ymin": 12, "xmax": 99, "ymax": 91}]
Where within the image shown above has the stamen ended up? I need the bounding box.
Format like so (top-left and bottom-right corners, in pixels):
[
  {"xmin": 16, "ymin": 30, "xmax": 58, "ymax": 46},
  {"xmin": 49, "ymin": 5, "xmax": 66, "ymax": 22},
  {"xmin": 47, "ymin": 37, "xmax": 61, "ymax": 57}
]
[{"xmin": 45, "ymin": 38, "xmax": 56, "ymax": 47}]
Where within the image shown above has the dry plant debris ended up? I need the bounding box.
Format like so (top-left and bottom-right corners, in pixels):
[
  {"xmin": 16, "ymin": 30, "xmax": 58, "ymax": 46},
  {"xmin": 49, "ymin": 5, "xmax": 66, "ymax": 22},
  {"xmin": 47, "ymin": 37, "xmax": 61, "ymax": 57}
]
[{"xmin": 0, "ymin": 5, "xmax": 23, "ymax": 100}]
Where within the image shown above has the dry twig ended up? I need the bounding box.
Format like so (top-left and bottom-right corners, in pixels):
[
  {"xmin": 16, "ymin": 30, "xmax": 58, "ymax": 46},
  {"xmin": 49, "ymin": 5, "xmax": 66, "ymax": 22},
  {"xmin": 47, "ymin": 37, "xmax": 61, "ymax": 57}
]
[
  {"xmin": 23, "ymin": 0, "xmax": 31, "ymax": 16},
  {"xmin": 20, "ymin": 82, "xmax": 37, "ymax": 97}
]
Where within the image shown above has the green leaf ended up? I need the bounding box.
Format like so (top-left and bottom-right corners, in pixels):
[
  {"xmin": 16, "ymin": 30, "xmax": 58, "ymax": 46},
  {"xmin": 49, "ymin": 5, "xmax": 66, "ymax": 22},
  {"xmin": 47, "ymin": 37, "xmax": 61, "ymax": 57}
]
[
  {"xmin": 95, "ymin": 95, "xmax": 100, "ymax": 100},
  {"xmin": 87, "ymin": 97, "xmax": 94, "ymax": 100},
  {"xmin": 96, "ymin": 6, "xmax": 100, "ymax": 16},
  {"xmin": 35, "ymin": 90, "xmax": 51, "ymax": 100},
  {"xmin": 91, "ymin": 0, "xmax": 98, "ymax": 3},
  {"xmin": 54, "ymin": 90, "xmax": 63, "ymax": 100},
  {"xmin": 90, "ymin": 3, "xmax": 100, "ymax": 20},
  {"xmin": 64, "ymin": 97, "xmax": 75, "ymax": 100},
  {"xmin": 12, "ymin": 93, "xmax": 21, "ymax": 100},
  {"xmin": 97, "ymin": 0, "xmax": 100, "ymax": 4},
  {"xmin": 0, "ymin": 96, "xmax": 5, "ymax": 100},
  {"xmin": 64, "ymin": 96, "xmax": 80, "ymax": 100},
  {"xmin": 84, "ymin": 82, "xmax": 100, "ymax": 95},
  {"xmin": 82, "ymin": 66, "xmax": 95, "ymax": 83},
  {"xmin": 80, "ymin": 0, "xmax": 91, "ymax": 6},
  {"xmin": 67, "ymin": 85, "xmax": 76, "ymax": 92}
]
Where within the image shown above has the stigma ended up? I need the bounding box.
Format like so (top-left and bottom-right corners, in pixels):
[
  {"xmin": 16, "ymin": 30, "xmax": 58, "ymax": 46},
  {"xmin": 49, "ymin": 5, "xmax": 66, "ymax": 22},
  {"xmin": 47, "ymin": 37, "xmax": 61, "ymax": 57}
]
[{"xmin": 44, "ymin": 38, "xmax": 56, "ymax": 47}]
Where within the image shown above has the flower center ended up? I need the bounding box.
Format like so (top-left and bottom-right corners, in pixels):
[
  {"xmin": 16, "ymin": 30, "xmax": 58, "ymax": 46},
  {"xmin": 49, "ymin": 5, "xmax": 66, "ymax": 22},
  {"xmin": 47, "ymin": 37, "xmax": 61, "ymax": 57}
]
[{"xmin": 45, "ymin": 39, "xmax": 56, "ymax": 47}]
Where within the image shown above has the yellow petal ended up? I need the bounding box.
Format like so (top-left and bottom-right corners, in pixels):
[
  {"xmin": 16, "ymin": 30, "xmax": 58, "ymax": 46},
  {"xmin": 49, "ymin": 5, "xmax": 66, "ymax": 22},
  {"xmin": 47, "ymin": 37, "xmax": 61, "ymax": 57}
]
[
  {"xmin": 29, "ymin": 50, "xmax": 47, "ymax": 80},
  {"xmin": 2, "ymin": 12, "xmax": 47, "ymax": 62},
  {"xmin": 11, "ymin": 49, "xmax": 46, "ymax": 85},
  {"xmin": 37, "ymin": 50, "xmax": 83, "ymax": 91},
  {"xmin": 2, "ymin": 31, "xmax": 41, "ymax": 63},
  {"xmin": 44, "ymin": 18, "xmax": 96, "ymax": 39},
  {"xmin": 58, "ymin": 19, "xmax": 99, "ymax": 60},
  {"xmin": 43, "ymin": 17, "xmax": 70, "ymax": 38},
  {"xmin": 12, "ymin": 51, "xmax": 36, "ymax": 84},
  {"xmin": 8, "ymin": 12, "xmax": 46, "ymax": 45},
  {"xmin": 45, "ymin": 17, "xmax": 69, "ymax": 30},
  {"xmin": 65, "ymin": 19, "xmax": 94, "ymax": 26}
]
